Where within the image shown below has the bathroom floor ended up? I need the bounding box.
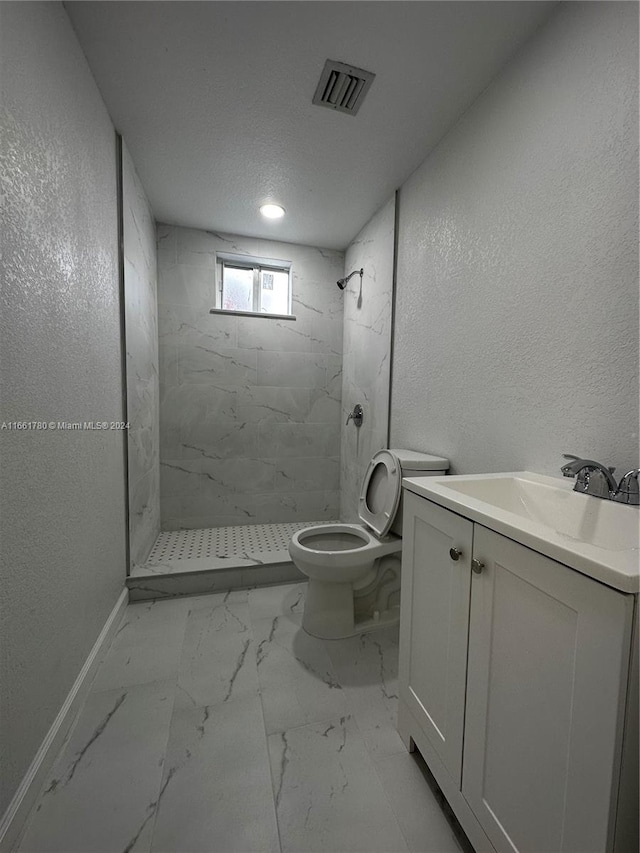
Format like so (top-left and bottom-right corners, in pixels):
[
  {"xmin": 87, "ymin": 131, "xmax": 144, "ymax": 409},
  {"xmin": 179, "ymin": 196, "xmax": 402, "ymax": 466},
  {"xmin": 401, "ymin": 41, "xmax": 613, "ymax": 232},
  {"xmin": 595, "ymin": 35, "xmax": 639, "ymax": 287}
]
[{"xmin": 17, "ymin": 583, "xmax": 465, "ymax": 853}]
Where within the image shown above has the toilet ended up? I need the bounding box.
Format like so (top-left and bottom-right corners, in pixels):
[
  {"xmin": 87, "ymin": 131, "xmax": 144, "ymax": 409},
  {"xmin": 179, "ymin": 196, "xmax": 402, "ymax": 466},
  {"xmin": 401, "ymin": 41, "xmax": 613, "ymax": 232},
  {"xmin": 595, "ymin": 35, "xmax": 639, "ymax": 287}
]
[{"xmin": 289, "ymin": 449, "xmax": 450, "ymax": 639}]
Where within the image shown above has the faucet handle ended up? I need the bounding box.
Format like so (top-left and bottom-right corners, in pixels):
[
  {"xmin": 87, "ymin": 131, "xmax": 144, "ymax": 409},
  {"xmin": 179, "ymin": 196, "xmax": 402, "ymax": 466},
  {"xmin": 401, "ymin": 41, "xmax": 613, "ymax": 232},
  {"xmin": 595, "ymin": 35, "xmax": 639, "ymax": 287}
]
[
  {"xmin": 614, "ymin": 470, "xmax": 640, "ymax": 505},
  {"xmin": 582, "ymin": 468, "xmax": 612, "ymax": 499}
]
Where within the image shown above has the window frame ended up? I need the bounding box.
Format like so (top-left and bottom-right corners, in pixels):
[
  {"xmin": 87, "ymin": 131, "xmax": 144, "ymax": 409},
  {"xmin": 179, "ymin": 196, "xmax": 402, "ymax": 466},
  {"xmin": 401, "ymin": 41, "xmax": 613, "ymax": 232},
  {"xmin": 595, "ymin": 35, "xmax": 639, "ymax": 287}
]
[{"xmin": 212, "ymin": 252, "xmax": 294, "ymax": 320}]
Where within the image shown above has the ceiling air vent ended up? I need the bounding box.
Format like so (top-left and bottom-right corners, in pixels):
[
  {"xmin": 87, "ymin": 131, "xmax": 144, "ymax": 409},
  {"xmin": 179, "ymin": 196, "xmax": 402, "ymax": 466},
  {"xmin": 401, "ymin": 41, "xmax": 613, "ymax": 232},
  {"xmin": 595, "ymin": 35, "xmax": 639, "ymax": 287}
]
[{"xmin": 312, "ymin": 60, "xmax": 375, "ymax": 116}]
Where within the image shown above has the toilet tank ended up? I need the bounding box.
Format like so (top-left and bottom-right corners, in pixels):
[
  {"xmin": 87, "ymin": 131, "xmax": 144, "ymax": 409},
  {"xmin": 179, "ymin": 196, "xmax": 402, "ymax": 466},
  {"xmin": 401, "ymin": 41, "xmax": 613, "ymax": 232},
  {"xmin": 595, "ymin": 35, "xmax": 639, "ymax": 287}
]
[{"xmin": 389, "ymin": 449, "xmax": 450, "ymax": 536}]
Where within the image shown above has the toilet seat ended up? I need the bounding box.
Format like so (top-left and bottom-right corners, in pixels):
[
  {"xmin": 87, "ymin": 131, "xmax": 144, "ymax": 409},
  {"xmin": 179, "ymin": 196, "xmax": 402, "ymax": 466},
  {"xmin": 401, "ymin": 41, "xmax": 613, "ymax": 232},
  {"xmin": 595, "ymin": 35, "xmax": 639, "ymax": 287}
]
[
  {"xmin": 358, "ymin": 450, "xmax": 402, "ymax": 537},
  {"xmin": 289, "ymin": 520, "xmax": 402, "ymax": 638},
  {"xmin": 290, "ymin": 523, "xmax": 401, "ymax": 575}
]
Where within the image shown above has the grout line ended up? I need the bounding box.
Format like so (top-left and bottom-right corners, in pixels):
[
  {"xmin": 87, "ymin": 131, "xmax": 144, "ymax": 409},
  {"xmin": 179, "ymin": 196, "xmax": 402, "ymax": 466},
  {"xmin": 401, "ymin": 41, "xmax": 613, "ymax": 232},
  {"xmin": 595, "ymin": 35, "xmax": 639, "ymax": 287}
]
[
  {"xmin": 144, "ymin": 608, "xmax": 190, "ymax": 851},
  {"xmin": 249, "ymin": 591, "xmax": 285, "ymax": 853},
  {"xmin": 369, "ymin": 752, "xmax": 417, "ymax": 853}
]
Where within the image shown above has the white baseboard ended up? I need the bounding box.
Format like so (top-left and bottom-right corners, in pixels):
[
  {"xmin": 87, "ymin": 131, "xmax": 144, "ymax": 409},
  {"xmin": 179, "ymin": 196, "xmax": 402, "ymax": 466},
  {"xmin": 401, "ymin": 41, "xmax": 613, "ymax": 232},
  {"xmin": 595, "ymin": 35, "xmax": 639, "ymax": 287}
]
[{"xmin": 0, "ymin": 587, "xmax": 129, "ymax": 853}]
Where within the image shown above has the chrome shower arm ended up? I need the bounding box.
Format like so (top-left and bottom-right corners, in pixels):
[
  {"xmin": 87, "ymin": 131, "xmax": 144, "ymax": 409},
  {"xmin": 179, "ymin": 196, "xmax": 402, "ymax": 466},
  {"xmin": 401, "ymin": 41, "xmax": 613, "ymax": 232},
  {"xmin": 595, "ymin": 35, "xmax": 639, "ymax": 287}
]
[{"xmin": 337, "ymin": 268, "xmax": 364, "ymax": 290}]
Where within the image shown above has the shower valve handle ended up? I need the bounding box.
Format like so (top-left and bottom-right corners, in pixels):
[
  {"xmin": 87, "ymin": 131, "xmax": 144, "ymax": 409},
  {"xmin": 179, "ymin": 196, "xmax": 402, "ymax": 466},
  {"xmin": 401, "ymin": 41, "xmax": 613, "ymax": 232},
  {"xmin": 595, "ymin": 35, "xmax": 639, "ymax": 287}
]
[{"xmin": 346, "ymin": 404, "xmax": 364, "ymax": 427}]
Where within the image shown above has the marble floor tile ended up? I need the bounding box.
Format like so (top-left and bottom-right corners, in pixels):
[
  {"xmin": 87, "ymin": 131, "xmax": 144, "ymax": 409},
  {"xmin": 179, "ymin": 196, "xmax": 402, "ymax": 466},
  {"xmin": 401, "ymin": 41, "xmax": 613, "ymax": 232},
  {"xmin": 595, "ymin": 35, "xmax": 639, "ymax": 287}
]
[
  {"xmin": 268, "ymin": 715, "xmax": 409, "ymax": 853},
  {"xmin": 324, "ymin": 626, "xmax": 406, "ymax": 760},
  {"xmin": 150, "ymin": 696, "xmax": 279, "ymax": 853},
  {"xmin": 247, "ymin": 581, "xmax": 306, "ymax": 625},
  {"xmin": 374, "ymin": 752, "xmax": 463, "ymax": 853},
  {"xmin": 253, "ymin": 609, "xmax": 349, "ymax": 734},
  {"xmin": 91, "ymin": 599, "xmax": 189, "ymax": 691},
  {"xmin": 175, "ymin": 592, "xmax": 259, "ymax": 709},
  {"xmin": 19, "ymin": 583, "xmax": 462, "ymax": 853},
  {"xmin": 186, "ymin": 588, "xmax": 248, "ymax": 611},
  {"xmin": 18, "ymin": 680, "xmax": 175, "ymax": 853}
]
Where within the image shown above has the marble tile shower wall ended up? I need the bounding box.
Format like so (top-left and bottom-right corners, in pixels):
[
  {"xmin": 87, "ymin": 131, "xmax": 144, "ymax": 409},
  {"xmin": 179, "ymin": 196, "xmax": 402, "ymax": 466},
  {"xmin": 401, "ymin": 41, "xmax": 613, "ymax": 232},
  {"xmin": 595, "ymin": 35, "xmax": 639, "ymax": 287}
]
[
  {"xmin": 156, "ymin": 225, "xmax": 344, "ymax": 530},
  {"xmin": 123, "ymin": 144, "xmax": 160, "ymax": 567},
  {"xmin": 340, "ymin": 196, "xmax": 396, "ymax": 521}
]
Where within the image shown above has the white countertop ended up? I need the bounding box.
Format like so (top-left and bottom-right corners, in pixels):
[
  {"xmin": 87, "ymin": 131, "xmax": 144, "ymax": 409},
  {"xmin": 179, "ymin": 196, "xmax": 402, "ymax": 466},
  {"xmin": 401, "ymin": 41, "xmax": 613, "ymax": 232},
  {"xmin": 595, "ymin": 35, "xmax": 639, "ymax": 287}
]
[{"xmin": 403, "ymin": 471, "xmax": 639, "ymax": 594}]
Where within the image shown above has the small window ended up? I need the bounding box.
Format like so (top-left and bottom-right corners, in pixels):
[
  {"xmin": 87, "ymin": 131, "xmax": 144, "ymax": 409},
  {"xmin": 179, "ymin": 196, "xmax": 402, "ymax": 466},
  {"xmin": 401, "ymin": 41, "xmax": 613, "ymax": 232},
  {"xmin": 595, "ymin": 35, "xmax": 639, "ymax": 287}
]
[{"xmin": 213, "ymin": 252, "xmax": 293, "ymax": 318}]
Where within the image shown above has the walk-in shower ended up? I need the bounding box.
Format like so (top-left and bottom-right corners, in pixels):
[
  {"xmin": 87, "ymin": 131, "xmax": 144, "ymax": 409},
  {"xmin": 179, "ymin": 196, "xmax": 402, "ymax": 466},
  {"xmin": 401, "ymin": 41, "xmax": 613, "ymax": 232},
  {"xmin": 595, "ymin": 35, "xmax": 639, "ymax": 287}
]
[
  {"xmin": 123, "ymin": 203, "xmax": 395, "ymax": 602},
  {"xmin": 124, "ymin": 224, "xmax": 347, "ymax": 600}
]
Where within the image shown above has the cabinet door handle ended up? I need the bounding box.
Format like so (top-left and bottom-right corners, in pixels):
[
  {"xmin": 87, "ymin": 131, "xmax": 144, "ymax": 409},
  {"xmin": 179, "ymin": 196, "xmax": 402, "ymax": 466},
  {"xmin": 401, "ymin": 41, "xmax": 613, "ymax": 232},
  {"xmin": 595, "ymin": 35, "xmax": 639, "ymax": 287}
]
[
  {"xmin": 472, "ymin": 558, "xmax": 485, "ymax": 574},
  {"xmin": 449, "ymin": 548, "xmax": 463, "ymax": 561}
]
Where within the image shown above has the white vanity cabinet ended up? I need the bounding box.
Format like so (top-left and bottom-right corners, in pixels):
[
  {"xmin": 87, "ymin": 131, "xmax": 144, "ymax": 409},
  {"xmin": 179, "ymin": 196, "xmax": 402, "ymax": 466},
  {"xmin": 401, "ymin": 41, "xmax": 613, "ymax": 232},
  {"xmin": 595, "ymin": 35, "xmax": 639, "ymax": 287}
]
[
  {"xmin": 398, "ymin": 489, "xmax": 638, "ymax": 853},
  {"xmin": 397, "ymin": 494, "xmax": 473, "ymax": 786}
]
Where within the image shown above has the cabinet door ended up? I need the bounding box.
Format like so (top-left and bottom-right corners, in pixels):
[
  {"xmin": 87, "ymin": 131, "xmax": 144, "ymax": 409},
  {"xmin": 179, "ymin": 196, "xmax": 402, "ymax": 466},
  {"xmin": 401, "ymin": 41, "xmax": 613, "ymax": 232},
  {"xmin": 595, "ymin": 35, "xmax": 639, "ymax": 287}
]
[
  {"xmin": 463, "ymin": 526, "xmax": 633, "ymax": 853},
  {"xmin": 399, "ymin": 492, "xmax": 473, "ymax": 785}
]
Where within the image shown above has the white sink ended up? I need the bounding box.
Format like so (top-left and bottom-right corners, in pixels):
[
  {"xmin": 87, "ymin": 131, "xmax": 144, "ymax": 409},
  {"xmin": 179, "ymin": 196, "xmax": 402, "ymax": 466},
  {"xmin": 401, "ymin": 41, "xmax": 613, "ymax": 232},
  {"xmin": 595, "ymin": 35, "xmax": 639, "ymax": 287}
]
[
  {"xmin": 402, "ymin": 471, "xmax": 640, "ymax": 593},
  {"xmin": 443, "ymin": 475, "xmax": 638, "ymax": 551}
]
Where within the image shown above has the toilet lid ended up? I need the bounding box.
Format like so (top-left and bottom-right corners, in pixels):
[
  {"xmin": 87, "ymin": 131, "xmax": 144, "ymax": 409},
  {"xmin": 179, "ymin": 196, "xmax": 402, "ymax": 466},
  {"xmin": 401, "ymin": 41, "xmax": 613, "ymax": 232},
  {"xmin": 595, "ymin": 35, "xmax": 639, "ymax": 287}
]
[{"xmin": 358, "ymin": 450, "xmax": 402, "ymax": 537}]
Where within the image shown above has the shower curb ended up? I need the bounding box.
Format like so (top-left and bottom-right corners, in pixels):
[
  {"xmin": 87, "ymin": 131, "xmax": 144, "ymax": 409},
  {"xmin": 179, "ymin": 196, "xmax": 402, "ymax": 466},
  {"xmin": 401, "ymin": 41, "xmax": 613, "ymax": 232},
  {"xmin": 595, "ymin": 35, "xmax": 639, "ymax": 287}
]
[{"xmin": 126, "ymin": 561, "xmax": 305, "ymax": 601}]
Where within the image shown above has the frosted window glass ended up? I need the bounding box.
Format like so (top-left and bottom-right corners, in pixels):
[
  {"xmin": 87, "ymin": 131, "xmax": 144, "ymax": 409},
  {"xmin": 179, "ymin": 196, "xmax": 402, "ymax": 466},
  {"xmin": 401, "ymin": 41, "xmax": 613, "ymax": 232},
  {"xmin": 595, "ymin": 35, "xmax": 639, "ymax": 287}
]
[
  {"xmin": 260, "ymin": 269, "xmax": 289, "ymax": 314},
  {"xmin": 222, "ymin": 266, "xmax": 253, "ymax": 312}
]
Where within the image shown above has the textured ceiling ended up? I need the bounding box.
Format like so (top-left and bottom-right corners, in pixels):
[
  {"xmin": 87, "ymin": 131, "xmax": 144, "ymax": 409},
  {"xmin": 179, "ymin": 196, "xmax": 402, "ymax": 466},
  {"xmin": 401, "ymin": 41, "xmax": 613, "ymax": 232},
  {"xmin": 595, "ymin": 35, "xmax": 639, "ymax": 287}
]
[{"xmin": 66, "ymin": 1, "xmax": 557, "ymax": 250}]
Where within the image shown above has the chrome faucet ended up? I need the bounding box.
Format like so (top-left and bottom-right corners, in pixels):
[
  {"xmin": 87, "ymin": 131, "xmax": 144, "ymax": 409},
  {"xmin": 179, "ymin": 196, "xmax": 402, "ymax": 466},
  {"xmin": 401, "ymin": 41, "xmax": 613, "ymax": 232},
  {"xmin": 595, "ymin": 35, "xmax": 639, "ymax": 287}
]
[{"xmin": 561, "ymin": 454, "xmax": 639, "ymax": 505}]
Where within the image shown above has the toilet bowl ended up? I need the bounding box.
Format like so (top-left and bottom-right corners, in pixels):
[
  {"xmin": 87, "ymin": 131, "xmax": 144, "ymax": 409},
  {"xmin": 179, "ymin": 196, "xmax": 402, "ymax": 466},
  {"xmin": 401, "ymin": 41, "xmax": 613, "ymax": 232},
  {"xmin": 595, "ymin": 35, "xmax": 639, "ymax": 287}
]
[{"xmin": 289, "ymin": 449, "xmax": 450, "ymax": 639}]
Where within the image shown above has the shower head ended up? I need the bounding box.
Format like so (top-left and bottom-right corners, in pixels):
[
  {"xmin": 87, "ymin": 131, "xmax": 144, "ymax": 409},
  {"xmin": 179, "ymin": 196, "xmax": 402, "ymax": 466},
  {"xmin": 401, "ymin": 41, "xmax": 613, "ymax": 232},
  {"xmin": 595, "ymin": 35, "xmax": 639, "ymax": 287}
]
[{"xmin": 336, "ymin": 268, "xmax": 363, "ymax": 290}]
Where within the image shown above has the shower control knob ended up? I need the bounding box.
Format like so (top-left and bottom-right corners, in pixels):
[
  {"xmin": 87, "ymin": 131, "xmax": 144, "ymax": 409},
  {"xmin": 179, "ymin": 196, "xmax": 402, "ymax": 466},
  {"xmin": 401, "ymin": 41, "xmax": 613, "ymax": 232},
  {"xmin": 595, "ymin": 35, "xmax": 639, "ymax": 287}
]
[
  {"xmin": 449, "ymin": 547, "xmax": 462, "ymax": 561},
  {"xmin": 346, "ymin": 404, "xmax": 364, "ymax": 428}
]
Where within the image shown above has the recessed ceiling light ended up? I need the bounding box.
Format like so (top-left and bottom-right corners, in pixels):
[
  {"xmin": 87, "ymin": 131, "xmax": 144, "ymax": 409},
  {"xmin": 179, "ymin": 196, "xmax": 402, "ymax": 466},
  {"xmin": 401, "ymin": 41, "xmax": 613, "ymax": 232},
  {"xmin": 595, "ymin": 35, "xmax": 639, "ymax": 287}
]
[{"xmin": 260, "ymin": 203, "xmax": 285, "ymax": 219}]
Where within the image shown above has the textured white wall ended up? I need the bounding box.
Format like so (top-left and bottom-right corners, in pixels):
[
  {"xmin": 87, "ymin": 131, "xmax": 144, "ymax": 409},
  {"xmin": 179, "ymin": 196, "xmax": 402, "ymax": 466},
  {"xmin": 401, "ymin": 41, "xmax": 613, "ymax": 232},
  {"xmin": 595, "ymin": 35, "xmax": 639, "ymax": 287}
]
[
  {"xmin": 340, "ymin": 196, "xmax": 396, "ymax": 521},
  {"xmin": 123, "ymin": 144, "xmax": 160, "ymax": 567},
  {"xmin": 0, "ymin": 2, "xmax": 126, "ymax": 814},
  {"xmin": 391, "ymin": 1, "xmax": 639, "ymax": 477}
]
